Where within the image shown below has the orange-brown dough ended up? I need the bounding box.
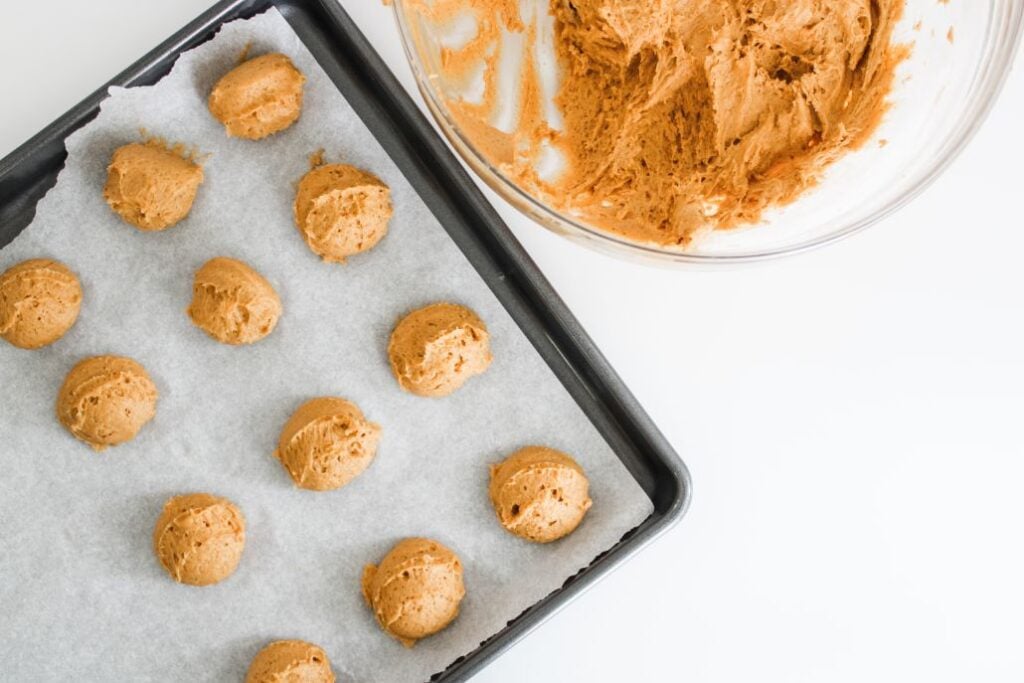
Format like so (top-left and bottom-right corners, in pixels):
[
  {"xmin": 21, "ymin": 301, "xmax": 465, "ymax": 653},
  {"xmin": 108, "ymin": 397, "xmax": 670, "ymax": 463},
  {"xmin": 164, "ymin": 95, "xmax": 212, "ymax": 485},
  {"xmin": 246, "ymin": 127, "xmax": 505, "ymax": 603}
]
[
  {"xmin": 423, "ymin": 0, "xmax": 906, "ymax": 246},
  {"xmin": 489, "ymin": 446, "xmax": 592, "ymax": 543},
  {"xmin": 362, "ymin": 538, "xmax": 466, "ymax": 647},
  {"xmin": 103, "ymin": 142, "xmax": 203, "ymax": 231},
  {"xmin": 245, "ymin": 640, "xmax": 335, "ymax": 683},
  {"xmin": 153, "ymin": 493, "xmax": 246, "ymax": 586},
  {"xmin": 0, "ymin": 258, "xmax": 82, "ymax": 349},
  {"xmin": 188, "ymin": 257, "xmax": 282, "ymax": 345},
  {"xmin": 293, "ymin": 163, "xmax": 392, "ymax": 263},
  {"xmin": 387, "ymin": 303, "xmax": 492, "ymax": 398},
  {"xmin": 209, "ymin": 53, "xmax": 306, "ymax": 139},
  {"xmin": 274, "ymin": 397, "xmax": 381, "ymax": 491},
  {"xmin": 56, "ymin": 355, "xmax": 158, "ymax": 450}
]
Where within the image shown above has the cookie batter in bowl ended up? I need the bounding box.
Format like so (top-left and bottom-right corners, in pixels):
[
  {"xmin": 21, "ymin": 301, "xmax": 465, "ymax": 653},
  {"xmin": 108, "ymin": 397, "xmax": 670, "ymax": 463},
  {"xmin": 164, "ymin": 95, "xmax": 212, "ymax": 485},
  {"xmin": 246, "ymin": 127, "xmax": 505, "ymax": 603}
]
[{"xmin": 402, "ymin": 0, "xmax": 907, "ymax": 248}]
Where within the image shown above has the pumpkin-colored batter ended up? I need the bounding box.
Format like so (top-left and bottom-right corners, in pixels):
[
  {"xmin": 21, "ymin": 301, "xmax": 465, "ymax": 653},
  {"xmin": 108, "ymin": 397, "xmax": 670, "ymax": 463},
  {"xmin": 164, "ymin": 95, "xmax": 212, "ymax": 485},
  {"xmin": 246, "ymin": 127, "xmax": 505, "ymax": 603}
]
[{"xmin": 412, "ymin": 0, "xmax": 906, "ymax": 246}]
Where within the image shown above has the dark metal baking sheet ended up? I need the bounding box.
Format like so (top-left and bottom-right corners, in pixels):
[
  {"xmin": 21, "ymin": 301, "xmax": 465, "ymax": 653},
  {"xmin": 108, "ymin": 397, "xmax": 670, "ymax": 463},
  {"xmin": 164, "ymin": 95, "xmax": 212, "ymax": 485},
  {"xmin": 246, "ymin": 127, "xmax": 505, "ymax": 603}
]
[{"xmin": 0, "ymin": 1, "xmax": 691, "ymax": 680}]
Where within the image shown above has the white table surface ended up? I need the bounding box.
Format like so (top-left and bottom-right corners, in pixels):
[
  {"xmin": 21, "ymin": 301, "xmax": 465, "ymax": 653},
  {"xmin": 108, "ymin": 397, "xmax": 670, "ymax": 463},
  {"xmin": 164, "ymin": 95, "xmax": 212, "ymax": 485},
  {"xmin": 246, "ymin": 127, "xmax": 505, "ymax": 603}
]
[{"xmin": 3, "ymin": 2, "xmax": 1023, "ymax": 681}]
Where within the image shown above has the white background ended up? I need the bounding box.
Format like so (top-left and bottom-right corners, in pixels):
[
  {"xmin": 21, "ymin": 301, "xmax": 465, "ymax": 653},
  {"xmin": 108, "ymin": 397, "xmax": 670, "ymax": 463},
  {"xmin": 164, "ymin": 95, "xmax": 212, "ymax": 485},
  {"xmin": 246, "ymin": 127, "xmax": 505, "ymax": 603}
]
[{"xmin": 2, "ymin": 2, "xmax": 1022, "ymax": 681}]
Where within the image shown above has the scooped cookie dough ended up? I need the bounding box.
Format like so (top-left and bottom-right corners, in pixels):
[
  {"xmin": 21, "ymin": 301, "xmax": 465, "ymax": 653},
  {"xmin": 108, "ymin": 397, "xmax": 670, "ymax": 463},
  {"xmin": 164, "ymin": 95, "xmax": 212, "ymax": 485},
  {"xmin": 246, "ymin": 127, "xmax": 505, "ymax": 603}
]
[
  {"xmin": 274, "ymin": 397, "xmax": 381, "ymax": 491},
  {"xmin": 0, "ymin": 258, "xmax": 82, "ymax": 349},
  {"xmin": 489, "ymin": 446, "xmax": 592, "ymax": 543},
  {"xmin": 56, "ymin": 355, "xmax": 158, "ymax": 451},
  {"xmin": 293, "ymin": 163, "xmax": 392, "ymax": 263},
  {"xmin": 209, "ymin": 53, "xmax": 306, "ymax": 139},
  {"xmin": 103, "ymin": 141, "xmax": 204, "ymax": 231},
  {"xmin": 188, "ymin": 257, "xmax": 282, "ymax": 345},
  {"xmin": 387, "ymin": 303, "xmax": 492, "ymax": 397},
  {"xmin": 362, "ymin": 537, "xmax": 466, "ymax": 647},
  {"xmin": 153, "ymin": 493, "xmax": 246, "ymax": 586},
  {"xmin": 246, "ymin": 640, "xmax": 335, "ymax": 683}
]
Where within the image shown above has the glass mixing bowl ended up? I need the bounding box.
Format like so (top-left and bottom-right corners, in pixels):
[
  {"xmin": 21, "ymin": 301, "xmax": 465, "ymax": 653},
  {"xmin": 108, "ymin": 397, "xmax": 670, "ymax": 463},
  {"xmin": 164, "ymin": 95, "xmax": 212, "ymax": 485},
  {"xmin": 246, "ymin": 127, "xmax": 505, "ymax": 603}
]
[{"xmin": 393, "ymin": 0, "xmax": 1024, "ymax": 264}]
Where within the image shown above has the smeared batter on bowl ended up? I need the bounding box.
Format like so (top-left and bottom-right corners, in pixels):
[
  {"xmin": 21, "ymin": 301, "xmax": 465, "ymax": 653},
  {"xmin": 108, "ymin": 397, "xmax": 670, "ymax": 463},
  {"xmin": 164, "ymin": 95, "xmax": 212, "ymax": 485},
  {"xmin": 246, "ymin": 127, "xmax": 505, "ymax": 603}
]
[{"xmin": 411, "ymin": 0, "xmax": 906, "ymax": 247}]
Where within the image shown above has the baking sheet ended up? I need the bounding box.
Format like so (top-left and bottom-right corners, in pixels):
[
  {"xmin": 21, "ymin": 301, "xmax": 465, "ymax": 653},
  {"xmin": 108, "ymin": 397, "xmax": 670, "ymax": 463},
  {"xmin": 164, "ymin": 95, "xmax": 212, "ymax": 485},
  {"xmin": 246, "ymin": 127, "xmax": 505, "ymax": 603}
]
[{"xmin": 0, "ymin": 9, "xmax": 652, "ymax": 682}]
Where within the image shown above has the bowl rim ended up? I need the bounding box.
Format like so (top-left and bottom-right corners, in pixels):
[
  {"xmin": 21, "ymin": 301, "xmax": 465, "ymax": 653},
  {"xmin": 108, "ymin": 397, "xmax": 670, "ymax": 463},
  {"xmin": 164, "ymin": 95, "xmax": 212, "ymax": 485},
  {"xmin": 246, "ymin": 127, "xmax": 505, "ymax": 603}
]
[{"xmin": 392, "ymin": 0, "xmax": 1024, "ymax": 264}]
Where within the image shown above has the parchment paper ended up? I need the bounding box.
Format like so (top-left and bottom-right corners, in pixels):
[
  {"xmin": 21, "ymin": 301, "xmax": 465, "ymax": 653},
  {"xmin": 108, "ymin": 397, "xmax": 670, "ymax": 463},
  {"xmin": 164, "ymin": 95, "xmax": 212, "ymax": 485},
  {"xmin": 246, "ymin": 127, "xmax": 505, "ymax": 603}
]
[{"xmin": 0, "ymin": 10, "xmax": 652, "ymax": 682}]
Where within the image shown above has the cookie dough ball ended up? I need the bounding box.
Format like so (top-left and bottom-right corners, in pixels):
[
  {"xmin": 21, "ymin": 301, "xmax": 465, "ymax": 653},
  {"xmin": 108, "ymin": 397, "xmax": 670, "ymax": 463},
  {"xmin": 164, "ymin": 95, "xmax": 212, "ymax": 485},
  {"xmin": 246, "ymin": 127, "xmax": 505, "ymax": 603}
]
[
  {"xmin": 188, "ymin": 257, "xmax": 282, "ymax": 345},
  {"xmin": 209, "ymin": 53, "xmax": 305, "ymax": 139},
  {"xmin": 489, "ymin": 446, "xmax": 592, "ymax": 543},
  {"xmin": 56, "ymin": 355, "xmax": 158, "ymax": 451},
  {"xmin": 246, "ymin": 640, "xmax": 335, "ymax": 683},
  {"xmin": 274, "ymin": 397, "xmax": 381, "ymax": 491},
  {"xmin": 103, "ymin": 142, "xmax": 204, "ymax": 231},
  {"xmin": 293, "ymin": 164, "xmax": 392, "ymax": 263},
  {"xmin": 153, "ymin": 493, "xmax": 246, "ymax": 586},
  {"xmin": 0, "ymin": 258, "xmax": 82, "ymax": 349},
  {"xmin": 387, "ymin": 303, "xmax": 492, "ymax": 397},
  {"xmin": 362, "ymin": 538, "xmax": 465, "ymax": 647}
]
